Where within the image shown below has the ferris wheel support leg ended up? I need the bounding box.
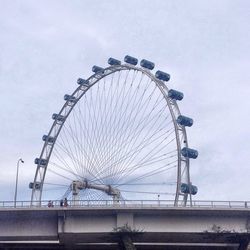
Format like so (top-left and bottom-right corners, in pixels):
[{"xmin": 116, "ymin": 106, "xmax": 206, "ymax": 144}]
[{"xmin": 72, "ymin": 193, "xmax": 80, "ymax": 206}]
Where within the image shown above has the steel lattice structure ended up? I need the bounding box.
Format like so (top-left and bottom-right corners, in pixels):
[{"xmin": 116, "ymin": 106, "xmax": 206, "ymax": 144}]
[{"xmin": 30, "ymin": 56, "xmax": 198, "ymax": 206}]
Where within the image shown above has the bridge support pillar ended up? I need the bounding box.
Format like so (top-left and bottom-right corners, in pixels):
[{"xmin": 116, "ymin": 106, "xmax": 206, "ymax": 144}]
[
  {"xmin": 238, "ymin": 240, "xmax": 249, "ymax": 250},
  {"xmin": 117, "ymin": 213, "xmax": 134, "ymax": 229}
]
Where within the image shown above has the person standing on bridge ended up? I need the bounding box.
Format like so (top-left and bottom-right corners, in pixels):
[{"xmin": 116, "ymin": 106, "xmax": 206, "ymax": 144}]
[
  {"xmin": 64, "ymin": 198, "xmax": 68, "ymax": 207},
  {"xmin": 48, "ymin": 200, "xmax": 52, "ymax": 207}
]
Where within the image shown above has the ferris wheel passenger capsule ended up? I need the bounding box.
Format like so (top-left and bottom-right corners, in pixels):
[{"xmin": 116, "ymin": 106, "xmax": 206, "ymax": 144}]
[
  {"xmin": 155, "ymin": 70, "xmax": 170, "ymax": 81},
  {"xmin": 92, "ymin": 65, "xmax": 104, "ymax": 73},
  {"xmin": 181, "ymin": 147, "xmax": 198, "ymax": 159},
  {"xmin": 191, "ymin": 185, "xmax": 198, "ymax": 195},
  {"xmin": 168, "ymin": 89, "xmax": 184, "ymax": 100},
  {"xmin": 29, "ymin": 182, "xmax": 41, "ymax": 190},
  {"xmin": 181, "ymin": 183, "xmax": 198, "ymax": 195},
  {"xmin": 42, "ymin": 135, "xmax": 55, "ymax": 143},
  {"xmin": 124, "ymin": 55, "xmax": 138, "ymax": 65},
  {"xmin": 52, "ymin": 113, "xmax": 65, "ymax": 122},
  {"xmin": 177, "ymin": 115, "xmax": 193, "ymax": 127},
  {"xmin": 140, "ymin": 59, "xmax": 155, "ymax": 70},
  {"xmin": 77, "ymin": 78, "xmax": 89, "ymax": 86},
  {"xmin": 34, "ymin": 158, "xmax": 47, "ymax": 166},
  {"xmin": 64, "ymin": 94, "xmax": 76, "ymax": 102},
  {"xmin": 108, "ymin": 57, "xmax": 121, "ymax": 66}
]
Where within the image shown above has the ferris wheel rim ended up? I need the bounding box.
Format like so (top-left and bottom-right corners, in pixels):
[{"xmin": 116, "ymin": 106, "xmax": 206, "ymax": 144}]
[{"xmin": 31, "ymin": 61, "xmax": 192, "ymax": 205}]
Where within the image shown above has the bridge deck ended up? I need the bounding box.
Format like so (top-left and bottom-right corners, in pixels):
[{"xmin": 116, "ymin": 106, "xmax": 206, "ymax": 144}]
[{"xmin": 0, "ymin": 203, "xmax": 249, "ymax": 249}]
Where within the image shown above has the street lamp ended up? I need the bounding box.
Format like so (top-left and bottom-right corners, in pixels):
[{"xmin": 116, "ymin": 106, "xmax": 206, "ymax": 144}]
[
  {"xmin": 157, "ymin": 194, "xmax": 160, "ymax": 206},
  {"xmin": 14, "ymin": 158, "xmax": 24, "ymax": 208}
]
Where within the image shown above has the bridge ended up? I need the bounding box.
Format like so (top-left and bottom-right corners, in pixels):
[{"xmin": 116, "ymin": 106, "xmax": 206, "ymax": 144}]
[{"xmin": 0, "ymin": 200, "xmax": 250, "ymax": 249}]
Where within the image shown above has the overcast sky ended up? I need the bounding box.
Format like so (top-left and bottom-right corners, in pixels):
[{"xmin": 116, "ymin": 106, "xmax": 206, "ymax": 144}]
[{"xmin": 0, "ymin": 0, "xmax": 249, "ymax": 202}]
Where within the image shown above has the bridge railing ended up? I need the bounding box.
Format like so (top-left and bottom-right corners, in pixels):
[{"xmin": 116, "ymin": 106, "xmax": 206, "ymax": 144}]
[
  {"xmin": 191, "ymin": 200, "xmax": 249, "ymax": 208},
  {"xmin": 0, "ymin": 200, "xmax": 249, "ymax": 209}
]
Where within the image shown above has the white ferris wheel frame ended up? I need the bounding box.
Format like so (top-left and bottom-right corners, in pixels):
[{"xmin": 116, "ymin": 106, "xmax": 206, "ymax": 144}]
[{"xmin": 31, "ymin": 63, "xmax": 192, "ymax": 206}]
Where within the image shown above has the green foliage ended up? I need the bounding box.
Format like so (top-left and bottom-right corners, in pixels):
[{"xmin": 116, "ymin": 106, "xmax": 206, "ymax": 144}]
[{"xmin": 113, "ymin": 223, "xmax": 144, "ymax": 233}]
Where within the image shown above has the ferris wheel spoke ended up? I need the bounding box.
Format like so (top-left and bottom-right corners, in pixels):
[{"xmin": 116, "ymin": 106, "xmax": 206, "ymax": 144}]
[
  {"xmin": 68, "ymin": 111, "xmax": 96, "ymax": 177},
  {"xmin": 98, "ymin": 70, "xmax": 139, "ymax": 174},
  {"xmin": 126, "ymin": 96, "xmax": 167, "ymax": 142},
  {"xmin": 125, "ymin": 151, "xmax": 177, "ymax": 174},
  {"xmin": 121, "ymin": 106, "xmax": 172, "ymax": 155},
  {"xmin": 93, "ymin": 142, "xmax": 177, "ymax": 184},
  {"xmin": 71, "ymin": 110, "xmax": 86, "ymax": 177},
  {"xmin": 52, "ymin": 148, "xmax": 83, "ymax": 179},
  {"xmin": 87, "ymin": 70, "xmax": 140, "ymax": 182},
  {"xmin": 91, "ymin": 75, "xmax": 120, "ymax": 172},
  {"xmin": 90, "ymin": 78, "xmax": 109, "ymax": 168},
  {"xmin": 89, "ymin": 126, "xmax": 167, "ymax": 183},
  {"xmin": 63, "ymin": 114, "xmax": 81, "ymax": 174},
  {"xmin": 120, "ymin": 135, "xmax": 177, "ymax": 175},
  {"xmin": 44, "ymin": 182, "xmax": 69, "ymax": 187},
  {"xmin": 118, "ymin": 104, "xmax": 170, "ymax": 156},
  {"xmin": 118, "ymin": 157, "xmax": 177, "ymax": 184},
  {"xmin": 113, "ymin": 79, "xmax": 156, "ymax": 146},
  {"xmin": 107, "ymin": 72, "xmax": 145, "ymax": 159},
  {"xmin": 100, "ymin": 153, "xmax": 178, "ymax": 185},
  {"xmin": 49, "ymin": 160, "xmax": 82, "ymax": 180},
  {"xmin": 54, "ymin": 134, "xmax": 89, "ymax": 178},
  {"xmin": 83, "ymin": 88, "xmax": 109, "ymax": 177},
  {"xmin": 57, "ymin": 125, "xmax": 83, "ymax": 176},
  {"xmin": 91, "ymin": 105, "xmax": 172, "ymax": 182},
  {"xmin": 79, "ymin": 189, "xmax": 90, "ymax": 201},
  {"xmin": 93, "ymin": 191, "xmax": 104, "ymax": 201},
  {"xmin": 114, "ymin": 182, "xmax": 176, "ymax": 186},
  {"xmin": 88, "ymin": 191, "xmax": 99, "ymax": 201},
  {"xmin": 59, "ymin": 119, "xmax": 102, "ymax": 182},
  {"xmin": 114, "ymin": 150, "xmax": 178, "ymax": 184},
  {"xmin": 93, "ymin": 71, "xmax": 121, "ymax": 162},
  {"xmin": 100, "ymin": 73, "xmax": 116, "ymax": 170},
  {"xmin": 120, "ymin": 189, "xmax": 175, "ymax": 196},
  {"xmin": 74, "ymin": 104, "xmax": 85, "ymax": 178},
  {"xmin": 115, "ymin": 92, "xmax": 164, "ymax": 152},
  {"xmin": 112, "ymin": 126, "xmax": 176, "ymax": 178},
  {"xmin": 110, "ymin": 100, "xmax": 173, "ymax": 177},
  {"xmin": 71, "ymin": 103, "xmax": 102, "ymax": 178},
  {"xmin": 94, "ymin": 73, "xmax": 123, "ymax": 175},
  {"xmin": 43, "ymin": 186, "xmax": 67, "ymax": 192},
  {"xmin": 107, "ymin": 79, "xmax": 156, "ymax": 180},
  {"xmin": 119, "ymin": 162, "xmax": 178, "ymax": 186},
  {"xmin": 103, "ymin": 72, "xmax": 133, "ymax": 180},
  {"xmin": 61, "ymin": 186, "xmax": 71, "ymax": 199},
  {"xmin": 89, "ymin": 125, "xmax": 175, "ymax": 184},
  {"xmin": 87, "ymin": 80, "xmax": 104, "ymax": 167},
  {"xmin": 112, "ymin": 113, "xmax": 173, "ymax": 179},
  {"xmin": 105, "ymin": 71, "xmax": 141, "ymax": 157},
  {"xmin": 47, "ymin": 168, "xmax": 74, "ymax": 181},
  {"xmin": 81, "ymin": 91, "xmax": 99, "ymax": 170}
]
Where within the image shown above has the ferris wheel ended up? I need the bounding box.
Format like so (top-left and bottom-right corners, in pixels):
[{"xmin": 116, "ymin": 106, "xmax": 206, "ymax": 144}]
[{"xmin": 30, "ymin": 56, "xmax": 198, "ymax": 206}]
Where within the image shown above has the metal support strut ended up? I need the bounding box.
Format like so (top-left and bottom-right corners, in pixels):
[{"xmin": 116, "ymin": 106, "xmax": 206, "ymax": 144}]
[{"xmin": 70, "ymin": 180, "xmax": 121, "ymax": 204}]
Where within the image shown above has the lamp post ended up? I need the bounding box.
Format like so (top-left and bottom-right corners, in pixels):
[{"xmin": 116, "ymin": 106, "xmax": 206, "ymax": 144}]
[{"xmin": 14, "ymin": 158, "xmax": 24, "ymax": 208}]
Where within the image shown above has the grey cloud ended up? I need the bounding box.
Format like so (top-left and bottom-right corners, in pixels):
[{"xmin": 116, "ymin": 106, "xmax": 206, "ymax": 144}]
[{"xmin": 0, "ymin": 0, "xmax": 249, "ymax": 201}]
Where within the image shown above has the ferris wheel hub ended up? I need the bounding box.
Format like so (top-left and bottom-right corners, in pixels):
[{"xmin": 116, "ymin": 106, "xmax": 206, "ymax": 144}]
[{"xmin": 70, "ymin": 180, "xmax": 121, "ymax": 199}]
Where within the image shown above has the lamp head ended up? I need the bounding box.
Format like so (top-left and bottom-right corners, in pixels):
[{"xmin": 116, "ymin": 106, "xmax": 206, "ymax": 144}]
[{"xmin": 20, "ymin": 159, "xmax": 24, "ymax": 163}]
